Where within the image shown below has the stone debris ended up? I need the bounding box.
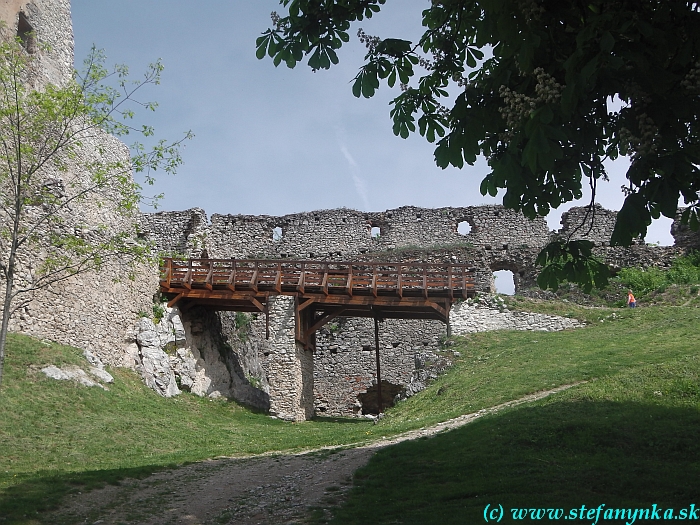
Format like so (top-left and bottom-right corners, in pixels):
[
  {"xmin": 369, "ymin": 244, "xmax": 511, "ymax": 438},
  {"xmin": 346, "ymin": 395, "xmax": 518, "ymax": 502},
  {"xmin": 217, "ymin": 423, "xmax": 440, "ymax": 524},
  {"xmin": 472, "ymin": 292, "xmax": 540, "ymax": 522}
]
[
  {"xmin": 40, "ymin": 365, "xmax": 107, "ymax": 390},
  {"xmin": 450, "ymin": 296, "xmax": 583, "ymax": 334}
]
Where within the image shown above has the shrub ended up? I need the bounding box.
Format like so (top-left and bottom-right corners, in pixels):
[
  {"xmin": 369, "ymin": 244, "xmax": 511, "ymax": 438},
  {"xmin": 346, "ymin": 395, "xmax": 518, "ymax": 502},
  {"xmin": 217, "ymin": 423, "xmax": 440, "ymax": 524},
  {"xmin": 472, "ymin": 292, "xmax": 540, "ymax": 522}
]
[{"xmin": 615, "ymin": 252, "xmax": 700, "ymax": 296}]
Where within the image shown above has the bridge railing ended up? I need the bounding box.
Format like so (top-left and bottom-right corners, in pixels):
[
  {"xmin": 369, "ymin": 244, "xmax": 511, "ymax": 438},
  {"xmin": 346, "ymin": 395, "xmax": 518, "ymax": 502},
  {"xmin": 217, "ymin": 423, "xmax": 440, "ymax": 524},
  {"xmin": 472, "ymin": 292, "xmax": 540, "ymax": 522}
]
[{"xmin": 161, "ymin": 258, "xmax": 475, "ymax": 299}]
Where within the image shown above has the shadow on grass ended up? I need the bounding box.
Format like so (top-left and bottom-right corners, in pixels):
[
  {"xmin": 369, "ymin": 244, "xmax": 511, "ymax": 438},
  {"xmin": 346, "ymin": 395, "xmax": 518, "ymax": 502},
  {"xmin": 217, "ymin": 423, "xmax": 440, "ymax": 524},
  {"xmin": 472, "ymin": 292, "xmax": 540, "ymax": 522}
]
[
  {"xmin": 0, "ymin": 464, "xmax": 176, "ymax": 525},
  {"xmin": 332, "ymin": 400, "xmax": 700, "ymax": 525},
  {"xmin": 311, "ymin": 416, "xmax": 370, "ymax": 424}
]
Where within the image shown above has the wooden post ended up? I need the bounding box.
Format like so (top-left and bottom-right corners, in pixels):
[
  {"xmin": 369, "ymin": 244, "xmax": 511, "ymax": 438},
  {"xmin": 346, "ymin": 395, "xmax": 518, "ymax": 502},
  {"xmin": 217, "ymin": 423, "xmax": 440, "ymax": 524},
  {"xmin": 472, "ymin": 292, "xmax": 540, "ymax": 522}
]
[{"xmin": 375, "ymin": 316, "xmax": 382, "ymax": 414}]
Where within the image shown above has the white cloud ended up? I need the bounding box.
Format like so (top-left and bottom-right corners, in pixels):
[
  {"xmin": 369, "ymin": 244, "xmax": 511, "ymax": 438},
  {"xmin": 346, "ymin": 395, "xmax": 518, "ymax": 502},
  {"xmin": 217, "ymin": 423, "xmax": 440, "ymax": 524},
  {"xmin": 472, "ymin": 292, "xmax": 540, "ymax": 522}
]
[{"xmin": 340, "ymin": 144, "xmax": 370, "ymax": 210}]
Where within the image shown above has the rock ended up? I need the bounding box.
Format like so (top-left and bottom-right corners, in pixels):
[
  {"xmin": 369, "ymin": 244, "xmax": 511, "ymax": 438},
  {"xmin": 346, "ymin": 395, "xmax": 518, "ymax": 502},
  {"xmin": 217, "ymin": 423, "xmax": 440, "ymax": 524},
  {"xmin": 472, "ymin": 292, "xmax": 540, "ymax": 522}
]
[
  {"xmin": 171, "ymin": 348, "xmax": 197, "ymax": 391},
  {"xmin": 41, "ymin": 365, "xmax": 69, "ymax": 381},
  {"xmin": 83, "ymin": 349, "xmax": 104, "ymax": 369},
  {"xmin": 136, "ymin": 328, "xmax": 159, "ymax": 348},
  {"xmin": 89, "ymin": 367, "xmax": 114, "ymax": 384},
  {"xmin": 139, "ymin": 345, "xmax": 181, "ymax": 397},
  {"xmin": 41, "ymin": 365, "xmax": 105, "ymax": 389}
]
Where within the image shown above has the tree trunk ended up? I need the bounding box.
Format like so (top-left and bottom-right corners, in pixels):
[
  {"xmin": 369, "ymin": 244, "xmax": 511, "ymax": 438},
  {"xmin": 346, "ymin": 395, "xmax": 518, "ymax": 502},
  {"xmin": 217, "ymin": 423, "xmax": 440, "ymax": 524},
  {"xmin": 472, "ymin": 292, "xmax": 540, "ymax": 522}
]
[
  {"xmin": 0, "ymin": 267, "xmax": 15, "ymax": 389},
  {"xmin": 0, "ymin": 207, "xmax": 20, "ymax": 389}
]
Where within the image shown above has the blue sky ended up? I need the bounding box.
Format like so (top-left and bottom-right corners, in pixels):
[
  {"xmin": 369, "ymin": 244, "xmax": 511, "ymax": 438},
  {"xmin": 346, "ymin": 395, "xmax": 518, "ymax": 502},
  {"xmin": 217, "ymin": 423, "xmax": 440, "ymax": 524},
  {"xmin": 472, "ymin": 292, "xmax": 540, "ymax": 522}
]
[{"xmin": 71, "ymin": 0, "xmax": 674, "ymax": 246}]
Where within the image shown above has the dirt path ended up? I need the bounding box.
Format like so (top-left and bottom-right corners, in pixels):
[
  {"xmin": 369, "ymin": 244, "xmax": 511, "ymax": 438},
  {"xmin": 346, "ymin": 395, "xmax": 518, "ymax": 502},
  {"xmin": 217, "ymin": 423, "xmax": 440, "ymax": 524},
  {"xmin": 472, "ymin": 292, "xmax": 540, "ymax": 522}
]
[{"xmin": 50, "ymin": 383, "xmax": 583, "ymax": 525}]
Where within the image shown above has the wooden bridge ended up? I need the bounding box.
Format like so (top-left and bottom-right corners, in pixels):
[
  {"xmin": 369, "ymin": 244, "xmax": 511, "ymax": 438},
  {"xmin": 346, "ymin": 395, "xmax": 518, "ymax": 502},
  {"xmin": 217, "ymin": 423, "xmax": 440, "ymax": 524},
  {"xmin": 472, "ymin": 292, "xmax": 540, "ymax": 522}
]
[
  {"xmin": 160, "ymin": 257, "xmax": 476, "ymax": 415},
  {"xmin": 160, "ymin": 258, "xmax": 476, "ymax": 347}
]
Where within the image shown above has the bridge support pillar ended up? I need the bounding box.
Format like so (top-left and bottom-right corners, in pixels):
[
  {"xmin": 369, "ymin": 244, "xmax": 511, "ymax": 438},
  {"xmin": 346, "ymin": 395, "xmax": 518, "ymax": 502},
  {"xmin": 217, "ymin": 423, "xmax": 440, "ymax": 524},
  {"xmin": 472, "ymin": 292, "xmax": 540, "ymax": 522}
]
[{"xmin": 265, "ymin": 295, "xmax": 315, "ymax": 421}]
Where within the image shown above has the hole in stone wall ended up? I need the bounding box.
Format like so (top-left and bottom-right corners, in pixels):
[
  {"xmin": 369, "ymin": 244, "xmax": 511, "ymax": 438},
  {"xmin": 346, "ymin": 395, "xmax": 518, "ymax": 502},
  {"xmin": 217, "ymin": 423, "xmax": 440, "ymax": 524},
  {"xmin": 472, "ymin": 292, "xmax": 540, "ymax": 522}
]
[
  {"xmin": 494, "ymin": 270, "xmax": 515, "ymax": 295},
  {"xmin": 358, "ymin": 381, "xmax": 405, "ymax": 415},
  {"xmin": 272, "ymin": 226, "xmax": 283, "ymax": 241},
  {"xmin": 370, "ymin": 226, "xmax": 381, "ymax": 239},
  {"xmin": 457, "ymin": 221, "xmax": 472, "ymax": 235},
  {"xmin": 17, "ymin": 13, "xmax": 36, "ymax": 54}
]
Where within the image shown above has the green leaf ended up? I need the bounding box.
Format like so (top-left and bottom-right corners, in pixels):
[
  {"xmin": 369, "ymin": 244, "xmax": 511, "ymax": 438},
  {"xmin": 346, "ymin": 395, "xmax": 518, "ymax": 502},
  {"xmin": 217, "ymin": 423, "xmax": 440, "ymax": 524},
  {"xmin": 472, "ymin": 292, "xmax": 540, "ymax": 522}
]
[
  {"xmin": 255, "ymin": 35, "xmax": 270, "ymax": 60},
  {"xmin": 376, "ymin": 39, "xmax": 412, "ymax": 58},
  {"xmin": 388, "ymin": 69, "xmax": 397, "ymax": 88},
  {"xmin": 611, "ymin": 194, "xmax": 649, "ymax": 246},
  {"xmin": 600, "ymin": 31, "xmax": 615, "ymax": 53},
  {"xmin": 352, "ymin": 76, "xmax": 362, "ymax": 98}
]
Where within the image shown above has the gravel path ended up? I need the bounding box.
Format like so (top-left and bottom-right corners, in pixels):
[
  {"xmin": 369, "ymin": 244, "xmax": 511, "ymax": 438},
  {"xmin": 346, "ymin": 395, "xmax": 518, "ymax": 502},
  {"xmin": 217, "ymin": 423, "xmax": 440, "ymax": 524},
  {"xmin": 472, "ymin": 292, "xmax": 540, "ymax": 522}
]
[{"xmin": 50, "ymin": 383, "xmax": 582, "ymax": 525}]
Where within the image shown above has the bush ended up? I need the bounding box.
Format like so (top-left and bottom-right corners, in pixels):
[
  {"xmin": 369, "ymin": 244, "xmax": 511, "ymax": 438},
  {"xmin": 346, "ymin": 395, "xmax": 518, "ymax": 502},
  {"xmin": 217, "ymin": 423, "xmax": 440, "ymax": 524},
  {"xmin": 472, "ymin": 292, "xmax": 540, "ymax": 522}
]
[
  {"xmin": 152, "ymin": 303, "xmax": 166, "ymax": 324},
  {"xmin": 667, "ymin": 254, "xmax": 700, "ymax": 285},
  {"xmin": 615, "ymin": 252, "xmax": 700, "ymax": 296},
  {"xmin": 616, "ymin": 267, "xmax": 667, "ymax": 295}
]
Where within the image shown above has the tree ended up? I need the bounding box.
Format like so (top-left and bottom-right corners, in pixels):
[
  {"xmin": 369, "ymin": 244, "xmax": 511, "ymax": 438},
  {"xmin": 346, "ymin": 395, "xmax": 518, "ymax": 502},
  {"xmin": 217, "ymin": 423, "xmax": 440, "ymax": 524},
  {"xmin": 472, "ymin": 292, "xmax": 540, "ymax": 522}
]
[
  {"xmin": 0, "ymin": 35, "xmax": 192, "ymax": 387},
  {"xmin": 257, "ymin": 0, "xmax": 700, "ymax": 291}
]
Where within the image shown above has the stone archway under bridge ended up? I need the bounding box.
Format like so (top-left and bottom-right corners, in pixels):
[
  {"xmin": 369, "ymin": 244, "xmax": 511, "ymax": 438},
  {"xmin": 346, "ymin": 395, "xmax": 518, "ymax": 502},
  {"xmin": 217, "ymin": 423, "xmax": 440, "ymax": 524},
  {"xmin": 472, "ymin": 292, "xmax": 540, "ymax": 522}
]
[{"xmin": 159, "ymin": 258, "xmax": 476, "ymax": 421}]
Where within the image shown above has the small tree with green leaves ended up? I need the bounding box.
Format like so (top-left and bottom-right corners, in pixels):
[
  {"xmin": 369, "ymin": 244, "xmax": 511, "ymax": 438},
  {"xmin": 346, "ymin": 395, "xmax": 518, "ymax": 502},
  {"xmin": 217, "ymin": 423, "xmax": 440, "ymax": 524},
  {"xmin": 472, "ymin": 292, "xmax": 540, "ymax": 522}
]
[{"xmin": 0, "ymin": 36, "xmax": 191, "ymax": 387}]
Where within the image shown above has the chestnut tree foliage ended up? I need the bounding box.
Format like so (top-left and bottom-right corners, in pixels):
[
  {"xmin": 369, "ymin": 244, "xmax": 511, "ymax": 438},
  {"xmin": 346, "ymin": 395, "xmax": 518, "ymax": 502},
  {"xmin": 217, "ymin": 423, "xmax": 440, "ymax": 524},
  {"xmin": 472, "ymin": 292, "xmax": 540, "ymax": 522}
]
[{"xmin": 257, "ymin": 0, "xmax": 700, "ymax": 292}]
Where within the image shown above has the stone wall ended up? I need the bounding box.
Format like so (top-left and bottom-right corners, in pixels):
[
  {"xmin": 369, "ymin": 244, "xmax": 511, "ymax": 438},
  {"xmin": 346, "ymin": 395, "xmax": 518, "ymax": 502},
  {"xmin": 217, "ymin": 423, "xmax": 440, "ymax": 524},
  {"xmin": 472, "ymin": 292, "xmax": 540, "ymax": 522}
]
[
  {"xmin": 449, "ymin": 295, "xmax": 582, "ymax": 333},
  {"xmin": 139, "ymin": 208, "xmax": 209, "ymax": 258},
  {"xmin": 262, "ymin": 296, "xmax": 314, "ymax": 421},
  {"xmin": 556, "ymin": 204, "xmax": 619, "ymax": 246},
  {"xmin": 0, "ymin": 0, "xmax": 74, "ymax": 87},
  {"xmin": 137, "ymin": 203, "xmax": 695, "ymax": 417},
  {"xmin": 671, "ymin": 209, "xmax": 700, "ymax": 249},
  {"xmin": 3, "ymin": 132, "xmax": 157, "ymax": 368},
  {"xmin": 314, "ymin": 318, "xmax": 448, "ymax": 415},
  {"xmin": 141, "ymin": 205, "xmax": 552, "ymax": 261}
]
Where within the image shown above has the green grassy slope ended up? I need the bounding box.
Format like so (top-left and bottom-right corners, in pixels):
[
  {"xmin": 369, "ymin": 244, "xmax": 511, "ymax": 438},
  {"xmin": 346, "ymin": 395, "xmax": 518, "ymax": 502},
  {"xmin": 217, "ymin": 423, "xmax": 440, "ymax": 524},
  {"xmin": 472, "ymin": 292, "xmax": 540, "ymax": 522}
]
[
  {"xmin": 332, "ymin": 355, "xmax": 700, "ymax": 524},
  {"xmin": 0, "ymin": 305, "xmax": 698, "ymax": 524}
]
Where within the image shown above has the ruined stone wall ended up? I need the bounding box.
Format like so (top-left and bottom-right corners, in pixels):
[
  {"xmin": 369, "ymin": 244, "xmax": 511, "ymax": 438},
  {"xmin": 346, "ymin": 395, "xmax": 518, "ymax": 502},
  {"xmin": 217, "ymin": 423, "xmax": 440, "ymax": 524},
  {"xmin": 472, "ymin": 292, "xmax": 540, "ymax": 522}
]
[
  {"xmin": 262, "ymin": 296, "xmax": 314, "ymax": 421},
  {"xmin": 139, "ymin": 203, "xmax": 695, "ymax": 417},
  {"xmin": 671, "ymin": 209, "xmax": 700, "ymax": 249},
  {"xmin": 0, "ymin": 0, "xmax": 74, "ymax": 86},
  {"xmin": 314, "ymin": 318, "xmax": 447, "ymax": 415},
  {"xmin": 4, "ymin": 132, "xmax": 157, "ymax": 368},
  {"xmin": 139, "ymin": 208, "xmax": 209, "ymax": 258},
  {"xmin": 556, "ymin": 204, "xmax": 619, "ymax": 246},
  {"xmin": 143, "ymin": 205, "xmax": 551, "ymax": 261}
]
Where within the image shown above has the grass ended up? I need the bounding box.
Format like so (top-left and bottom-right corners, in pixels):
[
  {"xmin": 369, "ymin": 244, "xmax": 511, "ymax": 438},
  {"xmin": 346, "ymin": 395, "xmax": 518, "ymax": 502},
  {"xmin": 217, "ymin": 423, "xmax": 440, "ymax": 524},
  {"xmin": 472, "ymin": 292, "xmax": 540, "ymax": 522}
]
[
  {"xmin": 0, "ymin": 305, "xmax": 698, "ymax": 523},
  {"xmin": 376, "ymin": 306, "xmax": 699, "ymax": 433},
  {"xmin": 331, "ymin": 355, "xmax": 700, "ymax": 524},
  {"xmin": 0, "ymin": 335, "xmax": 375, "ymax": 524}
]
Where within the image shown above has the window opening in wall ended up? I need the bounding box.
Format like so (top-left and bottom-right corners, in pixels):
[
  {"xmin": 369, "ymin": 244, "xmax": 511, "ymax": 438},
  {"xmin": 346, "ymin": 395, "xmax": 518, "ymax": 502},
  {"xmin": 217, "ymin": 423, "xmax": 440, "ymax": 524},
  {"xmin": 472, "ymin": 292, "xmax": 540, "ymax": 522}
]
[
  {"xmin": 493, "ymin": 270, "xmax": 515, "ymax": 295},
  {"xmin": 371, "ymin": 226, "xmax": 381, "ymax": 240},
  {"xmin": 17, "ymin": 13, "xmax": 36, "ymax": 53},
  {"xmin": 272, "ymin": 226, "xmax": 283, "ymax": 242},
  {"xmin": 457, "ymin": 221, "xmax": 472, "ymax": 235}
]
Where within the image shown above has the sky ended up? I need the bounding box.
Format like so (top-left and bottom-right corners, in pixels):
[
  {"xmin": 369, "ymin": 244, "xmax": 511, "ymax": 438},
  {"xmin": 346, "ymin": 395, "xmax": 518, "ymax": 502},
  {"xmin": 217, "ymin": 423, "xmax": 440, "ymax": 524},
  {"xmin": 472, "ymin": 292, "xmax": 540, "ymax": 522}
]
[{"xmin": 70, "ymin": 1, "xmax": 674, "ymax": 248}]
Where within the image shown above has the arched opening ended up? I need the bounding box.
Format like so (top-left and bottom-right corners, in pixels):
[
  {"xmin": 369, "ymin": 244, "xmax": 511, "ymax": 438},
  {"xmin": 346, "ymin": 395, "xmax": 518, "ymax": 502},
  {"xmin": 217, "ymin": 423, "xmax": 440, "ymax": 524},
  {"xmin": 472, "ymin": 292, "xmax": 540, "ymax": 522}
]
[
  {"xmin": 493, "ymin": 270, "xmax": 516, "ymax": 295},
  {"xmin": 357, "ymin": 381, "xmax": 405, "ymax": 414},
  {"xmin": 272, "ymin": 226, "xmax": 283, "ymax": 242},
  {"xmin": 370, "ymin": 226, "xmax": 381, "ymax": 240},
  {"xmin": 457, "ymin": 220, "xmax": 472, "ymax": 235}
]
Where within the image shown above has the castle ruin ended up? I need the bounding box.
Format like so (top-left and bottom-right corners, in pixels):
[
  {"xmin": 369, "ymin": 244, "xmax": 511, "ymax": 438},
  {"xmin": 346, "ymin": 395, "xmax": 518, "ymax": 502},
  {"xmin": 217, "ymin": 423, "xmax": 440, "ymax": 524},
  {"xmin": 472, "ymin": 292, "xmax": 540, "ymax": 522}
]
[{"xmin": 2, "ymin": 1, "xmax": 699, "ymax": 421}]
